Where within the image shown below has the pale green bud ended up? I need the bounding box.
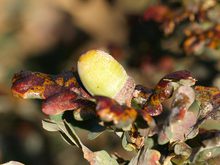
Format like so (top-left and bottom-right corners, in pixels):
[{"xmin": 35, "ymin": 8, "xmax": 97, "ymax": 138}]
[{"xmin": 77, "ymin": 50, "xmax": 135, "ymax": 104}]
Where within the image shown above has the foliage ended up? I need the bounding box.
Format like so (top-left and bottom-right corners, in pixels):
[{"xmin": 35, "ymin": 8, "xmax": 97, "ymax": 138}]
[
  {"xmin": 11, "ymin": 59, "xmax": 220, "ymax": 164},
  {"xmin": 144, "ymin": 0, "xmax": 220, "ymax": 59},
  {"xmin": 7, "ymin": 0, "xmax": 220, "ymax": 164}
]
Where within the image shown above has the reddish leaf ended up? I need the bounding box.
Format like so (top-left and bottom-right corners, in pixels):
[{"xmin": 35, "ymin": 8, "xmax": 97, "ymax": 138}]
[
  {"xmin": 143, "ymin": 70, "xmax": 196, "ymax": 116},
  {"xmin": 54, "ymin": 71, "xmax": 79, "ymax": 89},
  {"xmin": 95, "ymin": 96, "xmax": 137, "ymax": 128},
  {"xmin": 11, "ymin": 71, "xmax": 62, "ymax": 99},
  {"xmin": 42, "ymin": 90, "xmax": 79, "ymax": 115},
  {"xmin": 11, "ymin": 71, "xmax": 90, "ymax": 100},
  {"xmin": 54, "ymin": 71, "xmax": 91, "ymax": 99},
  {"xmin": 159, "ymin": 70, "xmax": 196, "ymax": 84}
]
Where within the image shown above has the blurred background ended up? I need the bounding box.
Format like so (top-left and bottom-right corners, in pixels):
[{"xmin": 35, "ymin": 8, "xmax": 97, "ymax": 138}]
[{"xmin": 0, "ymin": 0, "xmax": 219, "ymax": 164}]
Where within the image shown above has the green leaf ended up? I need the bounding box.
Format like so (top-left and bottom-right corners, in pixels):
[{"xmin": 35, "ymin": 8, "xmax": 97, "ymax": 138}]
[
  {"xmin": 193, "ymin": 146, "xmax": 220, "ymax": 163},
  {"xmin": 144, "ymin": 137, "xmax": 154, "ymax": 149},
  {"xmin": 42, "ymin": 119, "xmax": 82, "ymax": 147},
  {"xmin": 42, "ymin": 119, "xmax": 118, "ymax": 165},
  {"xmin": 62, "ymin": 120, "xmax": 83, "ymax": 148},
  {"xmin": 200, "ymin": 119, "xmax": 220, "ymax": 130},
  {"xmin": 42, "ymin": 119, "xmax": 60, "ymax": 132},
  {"xmin": 91, "ymin": 150, "xmax": 119, "ymax": 165}
]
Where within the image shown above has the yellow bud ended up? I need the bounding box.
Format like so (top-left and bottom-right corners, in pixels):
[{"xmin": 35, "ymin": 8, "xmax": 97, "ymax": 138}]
[{"xmin": 78, "ymin": 50, "xmax": 135, "ymax": 104}]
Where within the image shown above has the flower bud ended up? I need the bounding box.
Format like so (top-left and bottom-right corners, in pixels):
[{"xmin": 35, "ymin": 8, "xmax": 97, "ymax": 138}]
[{"xmin": 77, "ymin": 50, "xmax": 135, "ymax": 104}]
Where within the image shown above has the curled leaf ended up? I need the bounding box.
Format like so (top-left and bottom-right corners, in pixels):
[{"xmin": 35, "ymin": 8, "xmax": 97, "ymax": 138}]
[
  {"xmin": 11, "ymin": 70, "xmax": 81, "ymax": 99},
  {"xmin": 159, "ymin": 70, "xmax": 196, "ymax": 86},
  {"xmin": 143, "ymin": 70, "xmax": 196, "ymax": 116},
  {"xmin": 42, "ymin": 90, "xmax": 79, "ymax": 115},
  {"xmin": 95, "ymin": 96, "xmax": 137, "ymax": 129},
  {"xmin": 11, "ymin": 71, "xmax": 62, "ymax": 99},
  {"xmin": 11, "ymin": 70, "xmax": 94, "ymax": 115},
  {"xmin": 142, "ymin": 79, "xmax": 172, "ymax": 116},
  {"xmin": 11, "ymin": 71, "xmax": 90, "ymax": 99}
]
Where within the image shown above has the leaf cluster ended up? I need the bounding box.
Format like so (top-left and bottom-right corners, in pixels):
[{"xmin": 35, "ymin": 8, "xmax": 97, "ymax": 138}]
[{"xmin": 11, "ymin": 69, "xmax": 220, "ymax": 164}]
